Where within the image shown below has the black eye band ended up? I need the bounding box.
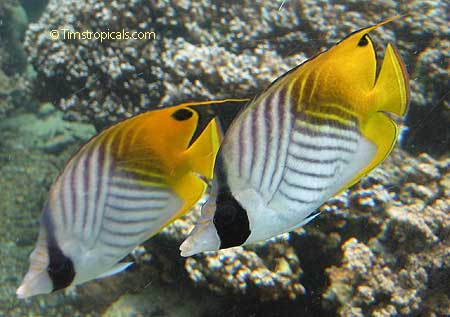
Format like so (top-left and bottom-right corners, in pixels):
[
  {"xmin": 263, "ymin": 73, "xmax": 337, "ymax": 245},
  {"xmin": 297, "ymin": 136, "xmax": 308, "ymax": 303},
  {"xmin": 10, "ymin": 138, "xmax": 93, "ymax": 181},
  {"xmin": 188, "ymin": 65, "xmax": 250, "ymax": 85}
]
[{"xmin": 172, "ymin": 108, "xmax": 193, "ymax": 121}]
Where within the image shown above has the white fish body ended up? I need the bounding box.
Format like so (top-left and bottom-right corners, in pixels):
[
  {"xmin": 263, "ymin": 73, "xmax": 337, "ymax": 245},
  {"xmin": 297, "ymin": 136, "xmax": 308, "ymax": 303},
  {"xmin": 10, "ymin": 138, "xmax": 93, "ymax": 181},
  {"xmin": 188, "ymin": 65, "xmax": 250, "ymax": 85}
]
[
  {"xmin": 16, "ymin": 100, "xmax": 252, "ymax": 298},
  {"xmin": 180, "ymin": 17, "xmax": 409, "ymax": 256}
]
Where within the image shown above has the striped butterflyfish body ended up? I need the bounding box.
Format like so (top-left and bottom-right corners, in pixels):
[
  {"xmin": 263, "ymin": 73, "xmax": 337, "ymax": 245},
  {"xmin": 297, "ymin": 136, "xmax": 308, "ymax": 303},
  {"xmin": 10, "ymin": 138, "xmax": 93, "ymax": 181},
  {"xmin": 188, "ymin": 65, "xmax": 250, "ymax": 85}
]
[
  {"xmin": 180, "ymin": 16, "xmax": 410, "ymax": 256},
  {"xmin": 17, "ymin": 99, "xmax": 249, "ymax": 298}
]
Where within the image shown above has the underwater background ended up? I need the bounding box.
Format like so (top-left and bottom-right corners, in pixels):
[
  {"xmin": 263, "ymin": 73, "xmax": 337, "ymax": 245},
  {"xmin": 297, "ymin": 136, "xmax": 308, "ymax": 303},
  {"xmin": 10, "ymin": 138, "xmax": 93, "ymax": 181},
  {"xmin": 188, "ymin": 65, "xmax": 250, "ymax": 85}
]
[{"xmin": 0, "ymin": 0, "xmax": 448, "ymax": 316}]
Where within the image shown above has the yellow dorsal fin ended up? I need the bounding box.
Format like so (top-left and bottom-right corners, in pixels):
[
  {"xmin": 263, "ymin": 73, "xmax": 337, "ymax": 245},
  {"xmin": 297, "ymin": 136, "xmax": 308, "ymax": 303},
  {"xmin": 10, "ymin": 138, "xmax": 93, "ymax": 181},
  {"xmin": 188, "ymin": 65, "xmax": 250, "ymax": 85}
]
[
  {"xmin": 184, "ymin": 118, "xmax": 221, "ymax": 179},
  {"xmin": 344, "ymin": 112, "xmax": 398, "ymax": 189},
  {"xmin": 360, "ymin": 16, "xmax": 402, "ymax": 34},
  {"xmin": 372, "ymin": 43, "xmax": 410, "ymax": 116},
  {"xmin": 158, "ymin": 118, "xmax": 221, "ymax": 227}
]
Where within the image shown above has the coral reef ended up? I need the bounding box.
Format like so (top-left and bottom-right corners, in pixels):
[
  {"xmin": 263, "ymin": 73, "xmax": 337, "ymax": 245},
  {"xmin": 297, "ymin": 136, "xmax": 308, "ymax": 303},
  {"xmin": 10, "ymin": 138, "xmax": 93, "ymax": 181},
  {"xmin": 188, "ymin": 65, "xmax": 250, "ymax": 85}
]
[
  {"xmin": 24, "ymin": 0, "xmax": 302, "ymax": 128},
  {"xmin": 324, "ymin": 237, "xmax": 450, "ymax": 317},
  {"xmin": 0, "ymin": 0, "xmax": 31, "ymax": 119},
  {"xmin": 5, "ymin": 109, "xmax": 447, "ymax": 316},
  {"xmin": 318, "ymin": 151, "xmax": 450, "ymax": 316},
  {"xmin": 397, "ymin": 1, "xmax": 450, "ymax": 156},
  {"xmin": 141, "ymin": 211, "xmax": 306, "ymax": 301},
  {"xmin": 4, "ymin": 0, "xmax": 449, "ymax": 315},
  {"xmin": 23, "ymin": 0, "xmax": 450, "ymax": 153},
  {"xmin": 139, "ymin": 148, "xmax": 449, "ymax": 314},
  {"xmin": 184, "ymin": 238, "xmax": 305, "ymax": 301}
]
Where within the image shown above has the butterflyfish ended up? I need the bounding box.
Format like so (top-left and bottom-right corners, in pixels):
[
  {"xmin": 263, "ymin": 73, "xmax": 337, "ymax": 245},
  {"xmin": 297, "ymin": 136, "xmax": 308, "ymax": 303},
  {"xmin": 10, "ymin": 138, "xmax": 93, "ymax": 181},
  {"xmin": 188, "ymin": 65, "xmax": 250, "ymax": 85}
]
[
  {"xmin": 180, "ymin": 17, "xmax": 410, "ymax": 256},
  {"xmin": 16, "ymin": 99, "xmax": 249, "ymax": 298}
]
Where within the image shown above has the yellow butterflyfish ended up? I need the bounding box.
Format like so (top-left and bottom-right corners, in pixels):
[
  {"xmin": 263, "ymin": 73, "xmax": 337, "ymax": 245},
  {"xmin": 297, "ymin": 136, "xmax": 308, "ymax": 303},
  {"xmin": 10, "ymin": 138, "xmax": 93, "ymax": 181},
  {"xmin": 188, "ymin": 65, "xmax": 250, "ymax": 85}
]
[
  {"xmin": 17, "ymin": 99, "xmax": 249, "ymax": 298},
  {"xmin": 180, "ymin": 16, "xmax": 410, "ymax": 256}
]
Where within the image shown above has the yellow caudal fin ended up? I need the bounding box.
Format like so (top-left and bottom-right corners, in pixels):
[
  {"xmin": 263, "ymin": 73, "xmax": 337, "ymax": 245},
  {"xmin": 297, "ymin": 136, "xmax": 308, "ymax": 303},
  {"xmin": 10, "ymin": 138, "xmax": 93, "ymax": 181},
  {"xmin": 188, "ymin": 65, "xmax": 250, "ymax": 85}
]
[
  {"xmin": 185, "ymin": 118, "xmax": 221, "ymax": 179},
  {"xmin": 373, "ymin": 43, "xmax": 410, "ymax": 116},
  {"xmin": 345, "ymin": 112, "xmax": 398, "ymax": 189}
]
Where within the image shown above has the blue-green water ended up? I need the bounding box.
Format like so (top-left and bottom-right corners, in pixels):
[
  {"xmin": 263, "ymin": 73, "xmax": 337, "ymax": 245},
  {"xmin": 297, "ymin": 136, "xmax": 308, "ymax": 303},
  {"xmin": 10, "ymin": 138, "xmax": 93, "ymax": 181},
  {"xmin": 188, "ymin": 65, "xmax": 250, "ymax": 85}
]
[{"xmin": 0, "ymin": 1, "xmax": 448, "ymax": 316}]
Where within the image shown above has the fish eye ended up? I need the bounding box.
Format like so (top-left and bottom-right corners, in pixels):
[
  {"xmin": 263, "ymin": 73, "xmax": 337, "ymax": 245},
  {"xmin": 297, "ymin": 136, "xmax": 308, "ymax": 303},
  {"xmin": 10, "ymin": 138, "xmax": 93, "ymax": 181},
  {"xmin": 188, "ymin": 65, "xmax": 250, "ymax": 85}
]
[
  {"xmin": 358, "ymin": 35, "xmax": 369, "ymax": 47},
  {"xmin": 172, "ymin": 108, "xmax": 194, "ymax": 121}
]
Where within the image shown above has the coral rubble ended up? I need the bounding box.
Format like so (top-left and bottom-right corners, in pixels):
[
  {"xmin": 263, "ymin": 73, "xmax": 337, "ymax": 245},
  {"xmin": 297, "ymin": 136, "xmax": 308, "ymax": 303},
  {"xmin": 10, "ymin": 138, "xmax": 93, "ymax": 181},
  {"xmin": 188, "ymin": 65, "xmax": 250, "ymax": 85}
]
[
  {"xmin": 24, "ymin": 0, "xmax": 449, "ymax": 154},
  {"xmin": 320, "ymin": 151, "xmax": 450, "ymax": 316},
  {"xmin": 24, "ymin": 0, "xmax": 302, "ymax": 128},
  {"xmin": 184, "ymin": 239, "xmax": 305, "ymax": 301},
  {"xmin": 0, "ymin": 0, "xmax": 31, "ymax": 119}
]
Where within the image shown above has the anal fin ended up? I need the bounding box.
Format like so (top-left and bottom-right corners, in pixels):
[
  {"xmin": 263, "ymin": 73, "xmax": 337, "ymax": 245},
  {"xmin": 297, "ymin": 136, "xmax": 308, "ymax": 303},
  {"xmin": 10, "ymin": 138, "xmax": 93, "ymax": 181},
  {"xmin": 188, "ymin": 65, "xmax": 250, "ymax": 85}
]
[{"xmin": 97, "ymin": 262, "xmax": 133, "ymax": 279}]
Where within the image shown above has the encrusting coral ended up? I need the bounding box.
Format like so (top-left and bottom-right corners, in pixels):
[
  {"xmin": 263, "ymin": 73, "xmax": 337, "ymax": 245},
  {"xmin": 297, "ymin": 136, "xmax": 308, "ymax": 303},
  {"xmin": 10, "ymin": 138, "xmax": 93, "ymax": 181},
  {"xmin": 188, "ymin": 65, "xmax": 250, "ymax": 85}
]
[
  {"xmin": 24, "ymin": 0, "xmax": 302, "ymax": 128},
  {"xmin": 184, "ymin": 238, "xmax": 305, "ymax": 301},
  {"xmin": 24, "ymin": 0, "xmax": 449, "ymax": 149},
  {"xmin": 320, "ymin": 151, "xmax": 450, "ymax": 316},
  {"xmin": 0, "ymin": 0, "xmax": 31, "ymax": 119}
]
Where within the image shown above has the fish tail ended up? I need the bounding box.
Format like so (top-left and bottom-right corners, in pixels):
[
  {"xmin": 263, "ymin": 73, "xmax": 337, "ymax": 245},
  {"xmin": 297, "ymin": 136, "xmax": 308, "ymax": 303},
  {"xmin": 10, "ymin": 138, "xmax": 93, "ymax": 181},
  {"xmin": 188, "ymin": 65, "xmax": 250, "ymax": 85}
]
[{"xmin": 372, "ymin": 43, "xmax": 410, "ymax": 116}]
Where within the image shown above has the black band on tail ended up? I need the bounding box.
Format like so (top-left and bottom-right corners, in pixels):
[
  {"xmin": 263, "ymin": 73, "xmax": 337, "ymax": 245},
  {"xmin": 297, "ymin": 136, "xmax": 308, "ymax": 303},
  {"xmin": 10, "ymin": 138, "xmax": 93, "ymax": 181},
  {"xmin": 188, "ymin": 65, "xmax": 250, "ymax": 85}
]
[
  {"xmin": 42, "ymin": 203, "xmax": 76, "ymax": 291},
  {"xmin": 213, "ymin": 191, "xmax": 251, "ymax": 249},
  {"xmin": 47, "ymin": 244, "xmax": 75, "ymax": 292}
]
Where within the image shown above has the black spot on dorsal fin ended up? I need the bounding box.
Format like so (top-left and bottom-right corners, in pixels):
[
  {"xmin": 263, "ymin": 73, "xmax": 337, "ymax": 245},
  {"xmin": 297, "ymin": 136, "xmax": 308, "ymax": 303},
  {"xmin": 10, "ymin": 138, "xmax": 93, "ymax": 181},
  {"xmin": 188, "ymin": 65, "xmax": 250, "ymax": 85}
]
[
  {"xmin": 358, "ymin": 34, "xmax": 369, "ymax": 47},
  {"xmin": 172, "ymin": 108, "xmax": 193, "ymax": 121}
]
